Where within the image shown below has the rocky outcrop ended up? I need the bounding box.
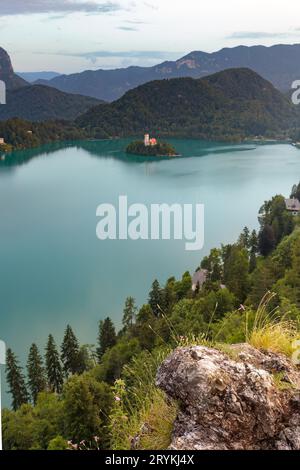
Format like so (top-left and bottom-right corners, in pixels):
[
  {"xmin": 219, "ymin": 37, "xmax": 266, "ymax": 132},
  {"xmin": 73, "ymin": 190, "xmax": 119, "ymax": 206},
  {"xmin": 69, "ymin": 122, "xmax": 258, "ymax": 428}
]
[
  {"xmin": 156, "ymin": 344, "xmax": 300, "ymax": 450},
  {"xmin": 0, "ymin": 47, "xmax": 28, "ymax": 90}
]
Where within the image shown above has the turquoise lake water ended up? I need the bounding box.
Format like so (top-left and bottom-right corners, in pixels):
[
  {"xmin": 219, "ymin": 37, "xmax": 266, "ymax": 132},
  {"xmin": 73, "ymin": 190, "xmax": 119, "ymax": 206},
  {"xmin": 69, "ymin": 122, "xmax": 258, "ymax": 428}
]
[{"xmin": 1, "ymin": 138, "xmax": 300, "ymax": 406}]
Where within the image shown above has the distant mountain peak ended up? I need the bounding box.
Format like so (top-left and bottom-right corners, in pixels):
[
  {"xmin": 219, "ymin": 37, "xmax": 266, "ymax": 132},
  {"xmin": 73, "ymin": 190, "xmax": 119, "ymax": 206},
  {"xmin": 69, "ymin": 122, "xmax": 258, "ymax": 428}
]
[
  {"xmin": 0, "ymin": 47, "xmax": 28, "ymax": 90},
  {"xmin": 16, "ymin": 71, "xmax": 61, "ymax": 83},
  {"xmin": 0, "ymin": 47, "xmax": 14, "ymax": 75}
]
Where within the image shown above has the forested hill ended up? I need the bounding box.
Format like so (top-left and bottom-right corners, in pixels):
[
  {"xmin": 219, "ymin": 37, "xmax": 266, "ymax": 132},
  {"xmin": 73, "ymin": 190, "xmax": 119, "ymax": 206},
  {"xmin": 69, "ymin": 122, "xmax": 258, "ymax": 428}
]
[
  {"xmin": 76, "ymin": 68, "xmax": 300, "ymax": 141},
  {"xmin": 0, "ymin": 118, "xmax": 88, "ymax": 153},
  {"xmin": 0, "ymin": 85, "xmax": 101, "ymax": 122}
]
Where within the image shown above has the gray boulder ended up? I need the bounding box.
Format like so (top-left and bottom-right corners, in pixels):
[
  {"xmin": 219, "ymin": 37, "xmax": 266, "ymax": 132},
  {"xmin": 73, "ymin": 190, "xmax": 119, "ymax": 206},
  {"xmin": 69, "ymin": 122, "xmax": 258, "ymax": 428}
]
[{"xmin": 156, "ymin": 344, "xmax": 300, "ymax": 450}]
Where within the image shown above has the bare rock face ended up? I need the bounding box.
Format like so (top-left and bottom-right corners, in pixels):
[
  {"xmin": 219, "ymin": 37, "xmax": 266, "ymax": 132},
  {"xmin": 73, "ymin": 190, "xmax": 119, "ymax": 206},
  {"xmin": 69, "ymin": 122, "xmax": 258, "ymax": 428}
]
[
  {"xmin": 156, "ymin": 344, "xmax": 300, "ymax": 450},
  {"xmin": 0, "ymin": 47, "xmax": 28, "ymax": 90}
]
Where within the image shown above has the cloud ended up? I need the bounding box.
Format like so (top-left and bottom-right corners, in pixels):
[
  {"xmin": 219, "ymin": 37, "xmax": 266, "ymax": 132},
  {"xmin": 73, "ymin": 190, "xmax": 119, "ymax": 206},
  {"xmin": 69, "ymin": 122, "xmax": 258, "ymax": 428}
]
[
  {"xmin": 0, "ymin": 1, "xmax": 121, "ymax": 16},
  {"xmin": 117, "ymin": 26, "xmax": 138, "ymax": 31},
  {"xmin": 228, "ymin": 31, "xmax": 288, "ymax": 39},
  {"xmin": 33, "ymin": 49, "xmax": 182, "ymax": 66},
  {"xmin": 143, "ymin": 1, "xmax": 158, "ymax": 10},
  {"xmin": 44, "ymin": 50, "xmax": 180, "ymax": 60},
  {"xmin": 125, "ymin": 19, "xmax": 148, "ymax": 24}
]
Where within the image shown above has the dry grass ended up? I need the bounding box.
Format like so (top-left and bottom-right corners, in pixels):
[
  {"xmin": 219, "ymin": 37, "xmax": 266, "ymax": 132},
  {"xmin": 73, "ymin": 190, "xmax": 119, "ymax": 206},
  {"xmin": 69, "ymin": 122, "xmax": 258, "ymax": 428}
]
[
  {"xmin": 247, "ymin": 292, "xmax": 299, "ymax": 357},
  {"xmin": 109, "ymin": 348, "xmax": 178, "ymax": 451}
]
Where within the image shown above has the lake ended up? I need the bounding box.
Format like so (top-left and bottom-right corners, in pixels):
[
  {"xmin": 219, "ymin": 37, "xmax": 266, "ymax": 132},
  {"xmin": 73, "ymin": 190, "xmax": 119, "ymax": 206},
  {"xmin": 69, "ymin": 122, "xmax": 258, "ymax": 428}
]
[{"xmin": 0, "ymin": 138, "xmax": 300, "ymax": 406}]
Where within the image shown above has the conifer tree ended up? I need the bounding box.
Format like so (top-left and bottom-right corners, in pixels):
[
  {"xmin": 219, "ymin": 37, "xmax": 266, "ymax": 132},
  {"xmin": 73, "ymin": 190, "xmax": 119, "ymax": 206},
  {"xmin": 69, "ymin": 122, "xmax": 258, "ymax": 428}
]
[
  {"xmin": 238, "ymin": 226, "xmax": 250, "ymax": 249},
  {"xmin": 277, "ymin": 237, "xmax": 300, "ymax": 307},
  {"xmin": 45, "ymin": 334, "xmax": 64, "ymax": 393},
  {"xmin": 122, "ymin": 296, "xmax": 137, "ymax": 329},
  {"xmin": 162, "ymin": 277, "xmax": 176, "ymax": 313},
  {"xmin": 5, "ymin": 348, "xmax": 29, "ymax": 411},
  {"xmin": 249, "ymin": 249, "xmax": 257, "ymax": 273},
  {"xmin": 96, "ymin": 317, "xmax": 117, "ymax": 361},
  {"xmin": 223, "ymin": 245, "xmax": 250, "ymax": 303},
  {"xmin": 61, "ymin": 325, "xmax": 81, "ymax": 377},
  {"xmin": 148, "ymin": 279, "xmax": 163, "ymax": 316},
  {"xmin": 27, "ymin": 343, "xmax": 47, "ymax": 404},
  {"xmin": 249, "ymin": 230, "xmax": 259, "ymax": 253},
  {"xmin": 259, "ymin": 224, "xmax": 276, "ymax": 256}
]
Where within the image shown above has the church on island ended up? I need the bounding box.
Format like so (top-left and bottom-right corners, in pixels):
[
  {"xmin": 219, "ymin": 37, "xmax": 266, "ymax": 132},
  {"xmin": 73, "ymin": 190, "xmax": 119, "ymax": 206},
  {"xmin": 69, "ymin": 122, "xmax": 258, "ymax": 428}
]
[
  {"xmin": 144, "ymin": 134, "xmax": 157, "ymax": 147},
  {"xmin": 126, "ymin": 134, "xmax": 178, "ymax": 157}
]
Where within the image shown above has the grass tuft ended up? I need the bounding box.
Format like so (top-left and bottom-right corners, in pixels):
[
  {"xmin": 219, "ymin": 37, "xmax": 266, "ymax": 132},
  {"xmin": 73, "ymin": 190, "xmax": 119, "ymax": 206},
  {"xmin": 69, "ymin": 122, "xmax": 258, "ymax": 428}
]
[
  {"xmin": 272, "ymin": 372, "xmax": 296, "ymax": 391},
  {"xmin": 247, "ymin": 292, "xmax": 299, "ymax": 357},
  {"xmin": 108, "ymin": 348, "xmax": 178, "ymax": 450},
  {"xmin": 132, "ymin": 389, "xmax": 177, "ymax": 450}
]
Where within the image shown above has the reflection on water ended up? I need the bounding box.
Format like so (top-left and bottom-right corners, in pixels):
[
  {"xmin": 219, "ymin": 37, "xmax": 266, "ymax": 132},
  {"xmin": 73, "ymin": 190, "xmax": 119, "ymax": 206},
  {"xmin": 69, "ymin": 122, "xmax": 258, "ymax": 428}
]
[{"xmin": 0, "ymin": 138, "xmax": 256, "ymax": 169}]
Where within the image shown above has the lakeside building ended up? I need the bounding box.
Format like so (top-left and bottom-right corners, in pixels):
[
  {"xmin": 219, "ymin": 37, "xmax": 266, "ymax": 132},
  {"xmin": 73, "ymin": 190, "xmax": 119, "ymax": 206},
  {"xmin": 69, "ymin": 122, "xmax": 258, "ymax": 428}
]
[
  {"xmin": 192, "ymin": 269, "xmax": 208, "ymax": 291},
  {"xmin": 192, "ymin": 269, "xmax": 226, "ymax": 292},
  {"xmin": 285, "ymin": 198, "xmax": 300, "ymax": 216},
  {"xmin": 0, "ymin": 138, "xmax": 5, "ymax": 145}
]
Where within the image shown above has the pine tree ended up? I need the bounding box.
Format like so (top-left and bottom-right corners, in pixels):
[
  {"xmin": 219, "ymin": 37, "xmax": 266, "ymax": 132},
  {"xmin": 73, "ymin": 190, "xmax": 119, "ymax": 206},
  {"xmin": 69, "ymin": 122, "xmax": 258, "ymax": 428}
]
[
  {"xmin": 45, "ymin": 334, "xmax": 64, "ymax": 394},
  {"xmin": 238, "ymin": 226, "xmax": 250, "ymax": 249},
  {"xmin": 27, "ymin": 343, "xmax": 47, "ymax": 404},
  {"xmin": 96, "ymin": 317, "xmax": 117, "ymax": 361},
  {"xmin": 223, "ymin": 245, "xmax": 250, "ymax": 304},
  {"xmin": 291, "ymin": 183, "xmax": 300, "ymax": 201},
  {"xmin": 201, "ymin": 248, "xmax": 223, "ymax": 281},
  {"xmin": 148, "ymin": 279, "xmax": 163, "ymax": 316},
  {"xmin": 249, "ymin": 249, "xmax": 257, "ymax": 273},
  {"xmin": 61, "ymin": 325, "xmax": 81, "ymax": 377},
  {"xmin": 277, "ymin": 237, "xmax": 300, "ymax": 307},
  {"xmin": 122, "ymin": 297, "xmax": 137, "ymax": 329},
  {"xmin": 162, "ymin": 277, "xmax": 176, "ymax": 312},
  {"xmin": 259, "ymin": 224, "xmax": 276, "ymax": 256},
  {"xmin": 5, "ymin": 348, "xmax": 29, "ymax": 411},
  {"xmin": 249, "ymin": 230, "xmax": 259, "ymax": 253}
]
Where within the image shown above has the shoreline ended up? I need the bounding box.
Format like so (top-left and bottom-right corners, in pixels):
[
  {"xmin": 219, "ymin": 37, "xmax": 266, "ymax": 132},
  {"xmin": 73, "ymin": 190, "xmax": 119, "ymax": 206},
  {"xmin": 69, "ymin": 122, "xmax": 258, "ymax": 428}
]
[
  {"xmin": 1, "ymin": 135, "xmax": 297, "ymax": 159},
  {"xmin": 126, "ymin": 152, "xmax": 182, "ymax": 158}
]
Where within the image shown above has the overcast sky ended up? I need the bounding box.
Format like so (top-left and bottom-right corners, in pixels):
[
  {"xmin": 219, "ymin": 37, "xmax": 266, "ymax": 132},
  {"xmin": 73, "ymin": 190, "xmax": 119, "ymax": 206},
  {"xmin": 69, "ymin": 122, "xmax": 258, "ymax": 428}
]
[{"xmin": 1, "ymin": 0, "xmax": 300, "ymax": 73}]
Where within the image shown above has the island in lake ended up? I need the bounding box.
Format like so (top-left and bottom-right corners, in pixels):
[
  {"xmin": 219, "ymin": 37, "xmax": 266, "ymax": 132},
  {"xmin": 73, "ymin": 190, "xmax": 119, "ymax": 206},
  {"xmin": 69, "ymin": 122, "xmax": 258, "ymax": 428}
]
[{"xmin": 126, "ymin": 134, "xmax": 179, "ymax": 157}]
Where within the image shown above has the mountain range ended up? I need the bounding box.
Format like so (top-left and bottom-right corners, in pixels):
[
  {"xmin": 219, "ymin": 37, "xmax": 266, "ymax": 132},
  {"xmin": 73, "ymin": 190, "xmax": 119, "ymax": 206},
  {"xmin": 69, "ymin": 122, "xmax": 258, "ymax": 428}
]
[
  {"xmin": 36, "ymin": 44, "xmax": 300, "ymax": 102},
  {"xmin": 1, "ymin": 46, "xmax": 300, "ymax": 141},
  {"xmin": 17, "ymin": 71, "xmax": 61, "ymax": 83},
  {"xmin": 76, "ymin": 68, "xmax": 299, "ymax": 141}
]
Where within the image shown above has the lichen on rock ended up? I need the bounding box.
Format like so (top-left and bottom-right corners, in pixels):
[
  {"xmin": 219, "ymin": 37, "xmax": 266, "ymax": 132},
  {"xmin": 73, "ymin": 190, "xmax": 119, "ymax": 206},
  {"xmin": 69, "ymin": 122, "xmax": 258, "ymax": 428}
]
[{"xmin": 156, "ymin": 344, "xmax": 300, "ymax": 450}]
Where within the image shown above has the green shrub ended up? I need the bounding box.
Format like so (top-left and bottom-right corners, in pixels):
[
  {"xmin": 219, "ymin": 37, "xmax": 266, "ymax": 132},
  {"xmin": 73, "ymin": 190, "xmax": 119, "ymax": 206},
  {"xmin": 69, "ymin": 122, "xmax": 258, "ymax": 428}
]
[{"xmin": 47, "ymin": 435, "xmax": 67, "ymax": 450}]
